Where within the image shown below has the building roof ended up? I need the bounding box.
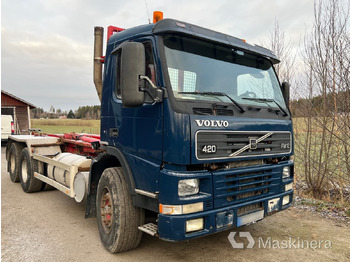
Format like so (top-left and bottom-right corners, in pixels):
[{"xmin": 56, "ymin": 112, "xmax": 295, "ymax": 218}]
[{"xmin": 1, "ymin": 90, "xmax": 36, "ymax": 109}]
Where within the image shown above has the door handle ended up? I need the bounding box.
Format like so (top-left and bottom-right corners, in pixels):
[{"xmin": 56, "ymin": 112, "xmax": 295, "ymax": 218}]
[{"xmin": 109, "ymin": 128, "xmax": 119, "ymax": 137}]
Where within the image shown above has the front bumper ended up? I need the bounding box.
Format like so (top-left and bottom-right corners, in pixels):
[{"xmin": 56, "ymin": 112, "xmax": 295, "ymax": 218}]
[{"xmin": 158, "ymin": 190, "xmax": 293, "ymax": 241}]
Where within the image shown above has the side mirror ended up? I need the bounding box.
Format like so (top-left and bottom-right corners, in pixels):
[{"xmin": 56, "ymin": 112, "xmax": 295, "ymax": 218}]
[
  {"xmin": 281, "ymin": 82, "xmax": 290, "ymax": 108},
  {"xmin": 121, "ymin": 42, "xmax": 145, "ymax": 107}
]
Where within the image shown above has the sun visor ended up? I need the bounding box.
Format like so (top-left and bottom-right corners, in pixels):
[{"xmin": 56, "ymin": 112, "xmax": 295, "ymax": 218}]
[{"xmin": 153, "ymin": 19, "xmax": 280, "ymax": 64}]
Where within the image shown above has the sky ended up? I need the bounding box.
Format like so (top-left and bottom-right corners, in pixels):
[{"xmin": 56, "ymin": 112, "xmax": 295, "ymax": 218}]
[{"xmin": 1, "ymin": 0, "xmax": 316, "ymax": 112}]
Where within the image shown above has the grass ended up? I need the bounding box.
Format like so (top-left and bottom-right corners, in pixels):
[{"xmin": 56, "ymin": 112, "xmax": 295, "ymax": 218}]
[
  {"xmin": 297, "ymin": 198, "xmax": 350, "ymax": 215},
  {"xmin": 31, "ymin": 119, "xmax": 100, "ymax": 134}
]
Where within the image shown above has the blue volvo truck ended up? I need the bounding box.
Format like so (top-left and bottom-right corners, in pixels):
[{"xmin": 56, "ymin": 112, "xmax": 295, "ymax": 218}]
[{"xmin": 6, "ymin": 13, "xmax": 294, "ymax": 253}]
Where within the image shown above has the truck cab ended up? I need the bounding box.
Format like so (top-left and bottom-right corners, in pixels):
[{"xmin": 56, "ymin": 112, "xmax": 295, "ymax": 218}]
[
  {"xmin": 5, "ymin": 16, "xmax": 294, "ymax": 254},
  {"xmin": 96, "ymin": 18, "xmax": 293, "ymax": 244}
]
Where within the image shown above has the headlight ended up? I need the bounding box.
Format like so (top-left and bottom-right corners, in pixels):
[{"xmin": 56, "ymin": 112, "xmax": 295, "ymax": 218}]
[
  {"xmin": 186, "ymin": 218, "xmax": 204, "ymax": 233},
  {"xmin": 178, "ymin": 179, "xmax": 199, "ymax": 197},
  {"xmin": 282, "ymin": 166, "xmax": 290, "ymax": 178}
]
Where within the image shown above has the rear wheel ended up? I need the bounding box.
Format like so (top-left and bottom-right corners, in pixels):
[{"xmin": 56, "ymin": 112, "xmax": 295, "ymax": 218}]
[
  {"xmin": 19, "ymin": 148, "xmax": 43, "ymax": 193},
  {"xmin": 96, "ymin": 167, "xmax": 144, "ymax": 253},
  {"xmin": 7, "ymin": 143, "xmax": 21, "ymax": 182}
]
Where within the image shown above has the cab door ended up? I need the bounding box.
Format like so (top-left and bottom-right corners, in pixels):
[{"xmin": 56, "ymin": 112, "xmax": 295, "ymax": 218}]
[{"xmin": 103, "ymin": 38, "xmax": 163, "ymax": 193}]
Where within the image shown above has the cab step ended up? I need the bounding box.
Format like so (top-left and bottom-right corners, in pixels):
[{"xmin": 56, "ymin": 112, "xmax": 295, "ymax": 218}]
[{"xmin": 138, "ymin": 223, "xmax": 158, "ymax": 236}]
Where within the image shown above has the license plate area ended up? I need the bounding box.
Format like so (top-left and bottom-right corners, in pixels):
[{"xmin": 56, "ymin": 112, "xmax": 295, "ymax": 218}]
[
  {"xmin": 267, "ymin": 198, "xmax": 280, "ymax": 213},
  {"xmin": 237, "ymin": 209, "xmax": 264, "ymax": 227}
]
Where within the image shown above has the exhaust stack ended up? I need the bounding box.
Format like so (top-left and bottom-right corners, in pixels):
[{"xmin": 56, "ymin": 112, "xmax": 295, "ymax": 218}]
[{"xmin": 93, "ymin": 26, "xmax": 104, "ymax": 102}]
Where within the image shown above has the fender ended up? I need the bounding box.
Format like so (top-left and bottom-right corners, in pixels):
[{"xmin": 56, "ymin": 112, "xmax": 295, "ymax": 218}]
[
  {"xmin": 85, "ymin": 145, "xmax": 136, "ymax": 218},
  {"xmin": 103, "ymin": 146, "xmax": 159, "ymax": 212},
  {"xmin": 104, "ymin": 145, "xmax": 137, "ymax": 195}
]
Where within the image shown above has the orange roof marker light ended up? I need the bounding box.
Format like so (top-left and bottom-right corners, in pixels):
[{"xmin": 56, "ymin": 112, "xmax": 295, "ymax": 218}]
[{"xmin": 153, "ymin": 11, "xmax": 163, "ymax": 23}]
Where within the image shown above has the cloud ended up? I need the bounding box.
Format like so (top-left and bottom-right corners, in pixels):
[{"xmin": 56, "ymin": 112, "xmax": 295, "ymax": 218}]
[
  {"xmin": 1, "ymin": 0, "xmax": 316, "ymax": 111},
  {"xmin": 2, "ymin": 26, "xmax": 97, "ymax": 111},
  {"xmin": 5, "ymin": 32, "xmax": 91, "ymax": 67}
]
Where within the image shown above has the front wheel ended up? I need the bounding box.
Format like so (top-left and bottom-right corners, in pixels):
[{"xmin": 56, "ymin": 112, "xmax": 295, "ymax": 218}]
[{"xmin": 96, "ymin": 167, "xmax": 144, "ymax": 253}]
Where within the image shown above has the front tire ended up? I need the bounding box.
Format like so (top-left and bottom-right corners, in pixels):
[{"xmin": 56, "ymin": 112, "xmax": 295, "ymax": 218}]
[
  {"xmin": 96, "ymin": 167, "xmax": 144, "ymax": 253},
  {"xmin": 19, "ymin": 148, "xmax": 43, "ymax": 193}
]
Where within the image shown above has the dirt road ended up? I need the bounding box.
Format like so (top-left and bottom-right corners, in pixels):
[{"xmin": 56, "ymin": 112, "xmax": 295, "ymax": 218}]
[{"xmin": 1, "ymin": 146, "xmax": 350, "ymax": 262}]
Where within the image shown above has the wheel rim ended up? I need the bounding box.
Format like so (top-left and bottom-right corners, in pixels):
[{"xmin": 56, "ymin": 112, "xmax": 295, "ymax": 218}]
[
  {"xmin": 100, "ymin": 187, "xmax": 113, "ymax": 233},
  {"xmin": 10, "ymin": 153, "xmax": 15, "ymax": 173},
  {"xmin": 21, "ymin": 158, "xmax": 28, "ymax": 183}
]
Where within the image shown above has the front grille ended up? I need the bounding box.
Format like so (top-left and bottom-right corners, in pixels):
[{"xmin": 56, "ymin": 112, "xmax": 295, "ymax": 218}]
[
  {"xmin": 196, "ymin": 131, "xmax": 291, "ymax": 160},
  {"xmin": 213, "ymin": 165, "xmax": 280, "ymax": 208}
]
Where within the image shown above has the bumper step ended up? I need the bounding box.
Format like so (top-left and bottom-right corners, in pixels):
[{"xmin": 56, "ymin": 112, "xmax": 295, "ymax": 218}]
[{"xmin": 138, "ymin": 223, "xmax": 158, "ymax": 236}]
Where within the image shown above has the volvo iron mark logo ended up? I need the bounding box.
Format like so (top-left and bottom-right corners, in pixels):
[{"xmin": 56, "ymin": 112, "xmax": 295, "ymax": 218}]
[
  {"xmin": 195, "ymin": 120, "xmax": 229, "ymax": 128},
  {"xmin": 249, "ymin": 139, "xmax": 258, "ymax": 150}
]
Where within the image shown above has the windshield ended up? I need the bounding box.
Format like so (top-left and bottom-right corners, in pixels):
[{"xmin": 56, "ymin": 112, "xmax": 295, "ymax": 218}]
[{"xmin": 163, "ymin": 34, "xmax": 287, "ymax": 110}]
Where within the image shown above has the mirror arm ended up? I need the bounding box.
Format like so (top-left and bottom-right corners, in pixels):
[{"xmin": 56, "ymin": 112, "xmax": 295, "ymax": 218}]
[
  {"xmin": 139, "ymin": 75, "xmax": 163, "ymax": 103},
  {"xmin": 140, "ymin": 75, "xmax": 157, "ymax": 89}
]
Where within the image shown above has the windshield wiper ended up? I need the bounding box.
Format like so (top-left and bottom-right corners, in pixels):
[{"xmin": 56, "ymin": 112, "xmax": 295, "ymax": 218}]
[
  {"xmin": 178, "ymin": 91, "xmax": 245, "ymax": 113},
  {"xmin": 242, "ymin": 97, "xmax": 288, "ymax": 116}
]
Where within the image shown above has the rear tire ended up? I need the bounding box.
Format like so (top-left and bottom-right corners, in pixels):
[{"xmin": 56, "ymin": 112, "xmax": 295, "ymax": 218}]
[
  {"xmin": 96, "ymin": 167, "xmax": 144, "ymax": 253},
  {"xmin": 7, "ymin": 143, "xmax": 21, "ymax": 182},
  {"xmin": 19, "ymin": 148, "xmax": 43, "ymax": 193}
]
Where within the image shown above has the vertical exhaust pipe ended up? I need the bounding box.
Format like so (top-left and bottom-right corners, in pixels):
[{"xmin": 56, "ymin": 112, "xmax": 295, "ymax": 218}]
[{"xmin": 94, "ymin": 26, "xmax": 104, "ymax": 102}]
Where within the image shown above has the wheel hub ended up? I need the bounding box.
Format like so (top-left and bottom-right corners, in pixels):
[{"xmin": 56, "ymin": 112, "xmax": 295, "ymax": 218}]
[
  {"xmin": 100, "ymin": 187, "xmax": 113, "ymax": 233},
  {"xmin": 21, "ymin": 158, "xmax": 28, "ymax": 183},
  {"xmin": 10, "ymin": 154, "xmax": 15, "ymax": 173}
]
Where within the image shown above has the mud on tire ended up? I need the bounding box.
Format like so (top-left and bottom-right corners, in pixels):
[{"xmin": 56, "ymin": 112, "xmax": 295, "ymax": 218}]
[{"xmin": 96, "ymin": 167, "xmax": 144, "ymax": 253}]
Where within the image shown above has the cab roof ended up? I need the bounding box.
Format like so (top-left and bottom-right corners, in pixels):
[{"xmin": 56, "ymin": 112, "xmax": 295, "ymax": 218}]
[{"xmin": 108, "ymin": 18, "xmax": 280, "ymax": 64}]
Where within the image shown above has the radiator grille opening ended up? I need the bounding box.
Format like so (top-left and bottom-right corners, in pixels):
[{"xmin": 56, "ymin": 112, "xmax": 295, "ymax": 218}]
[
  {"xmin": 237, "ymin": 202, "xmax": 263, "ymax": 216},
  {"xmin": 214, "ymin": 167, "xmax": 278, "ymax": 208},
  {"xmin": 224, "ymin": 170, "xmax": 272, "ymax": 203}
]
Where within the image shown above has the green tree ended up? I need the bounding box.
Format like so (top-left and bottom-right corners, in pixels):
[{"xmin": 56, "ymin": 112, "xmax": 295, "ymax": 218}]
[
  {"xmin": 67, "ymin": 110, "xmax": 75, "ymax": 119},
  {"xmin": 49, "ymin": 105, "xmax": 55, "ymax": 113}
]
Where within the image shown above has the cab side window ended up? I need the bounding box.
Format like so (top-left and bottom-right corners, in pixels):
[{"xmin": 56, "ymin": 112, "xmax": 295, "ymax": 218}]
[
  {"xmin": 144, "ymin": 42, "xmax": 156, "ymax": 85},
  {"xmin": 115, "ymin": 52, "xmax": 122, "ymax": 99}
]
